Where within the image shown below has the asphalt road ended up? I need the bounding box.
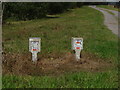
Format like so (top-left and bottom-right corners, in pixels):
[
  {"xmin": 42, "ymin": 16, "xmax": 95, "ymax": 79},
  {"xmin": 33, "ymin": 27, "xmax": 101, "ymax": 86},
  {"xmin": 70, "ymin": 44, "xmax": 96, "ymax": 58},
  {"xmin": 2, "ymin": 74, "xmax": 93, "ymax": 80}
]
[{"xmin": 89, "ymin": 6, "xmax": 119, "ymax": 38}]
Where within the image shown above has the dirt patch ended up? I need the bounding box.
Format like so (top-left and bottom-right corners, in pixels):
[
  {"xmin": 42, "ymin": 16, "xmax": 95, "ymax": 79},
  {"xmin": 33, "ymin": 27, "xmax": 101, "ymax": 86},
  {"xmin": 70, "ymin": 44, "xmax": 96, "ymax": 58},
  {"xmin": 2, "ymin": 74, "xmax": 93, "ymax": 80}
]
[{"xmin": 2, "ymin": 52, "xmax": 113, "ymax": 76}]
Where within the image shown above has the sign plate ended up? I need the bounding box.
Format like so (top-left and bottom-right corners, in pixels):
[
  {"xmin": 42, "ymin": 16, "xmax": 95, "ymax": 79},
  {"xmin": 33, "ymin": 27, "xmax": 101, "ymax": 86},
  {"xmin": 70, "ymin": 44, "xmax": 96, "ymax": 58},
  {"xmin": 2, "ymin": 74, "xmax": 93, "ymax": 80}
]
[
  {"xmin": 71, "ymin": 37, "xmax": 83, "ymax": 50},
  {"xmin": 29, "ymin": 37, "xmax": 41, "ymax": 53},
  {"xmin": 29, "ymin": 37, "xmax": 41, "ymax": 62}
]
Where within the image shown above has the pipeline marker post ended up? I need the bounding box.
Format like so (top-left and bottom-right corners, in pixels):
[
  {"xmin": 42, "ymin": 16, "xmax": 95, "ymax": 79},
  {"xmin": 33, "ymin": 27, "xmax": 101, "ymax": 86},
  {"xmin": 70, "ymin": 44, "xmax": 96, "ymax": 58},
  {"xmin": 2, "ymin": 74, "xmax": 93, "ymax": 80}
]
[
  {"xmin": 29, "ymin": 37, "xmax": 41, "ymax": 62},
  {"xmin": 71, "ymin": 37, "xmax": 83, "ymax": 61}
]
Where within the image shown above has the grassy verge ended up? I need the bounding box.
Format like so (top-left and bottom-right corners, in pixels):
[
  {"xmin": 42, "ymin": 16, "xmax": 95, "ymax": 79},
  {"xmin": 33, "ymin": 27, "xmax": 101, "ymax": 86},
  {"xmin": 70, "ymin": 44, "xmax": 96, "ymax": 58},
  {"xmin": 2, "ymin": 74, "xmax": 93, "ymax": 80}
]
[
  {"xmin": 3, "ymin": 6, "xmax": 118, "ymax": 62},
  {"xmin": 97, "ymin": 5, "xmax": 119, "ymax": 11},
  {"xmin": 2, "ymin": 6, "xmax": 118, "ymax": 88}
]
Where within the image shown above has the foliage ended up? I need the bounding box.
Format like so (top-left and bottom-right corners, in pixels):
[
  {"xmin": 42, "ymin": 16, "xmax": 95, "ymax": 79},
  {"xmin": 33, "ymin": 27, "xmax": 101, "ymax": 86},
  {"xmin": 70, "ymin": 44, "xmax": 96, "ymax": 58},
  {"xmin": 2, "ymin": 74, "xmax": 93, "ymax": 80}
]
[
  {"xmin": 3, "ymin": 2, "xmax": 48, "ymax": 21},
  {"xmin": 3, "ymin": 2, "xmax": 84, "ymax": 21}
]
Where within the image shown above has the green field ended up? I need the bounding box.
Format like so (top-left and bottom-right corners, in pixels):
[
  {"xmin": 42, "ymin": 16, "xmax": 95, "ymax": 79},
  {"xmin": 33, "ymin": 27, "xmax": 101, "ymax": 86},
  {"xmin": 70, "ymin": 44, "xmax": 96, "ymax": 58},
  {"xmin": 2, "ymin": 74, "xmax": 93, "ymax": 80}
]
[{"xmin": 2, "ymin": 6, "xmax": 118, "ymax": 88}]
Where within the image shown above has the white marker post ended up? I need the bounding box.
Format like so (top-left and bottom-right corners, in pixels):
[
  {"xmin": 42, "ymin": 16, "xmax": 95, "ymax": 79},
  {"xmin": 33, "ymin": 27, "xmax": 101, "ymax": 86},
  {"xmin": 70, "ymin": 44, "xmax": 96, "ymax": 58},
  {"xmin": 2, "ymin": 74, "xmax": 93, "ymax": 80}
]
[
  {"xmin": 72, "ymin": 37, "xmax": 83, "ymax": 61},
  {"xmin": 29, "ymin": 37, "xmax": 41, "ymax": 62}
]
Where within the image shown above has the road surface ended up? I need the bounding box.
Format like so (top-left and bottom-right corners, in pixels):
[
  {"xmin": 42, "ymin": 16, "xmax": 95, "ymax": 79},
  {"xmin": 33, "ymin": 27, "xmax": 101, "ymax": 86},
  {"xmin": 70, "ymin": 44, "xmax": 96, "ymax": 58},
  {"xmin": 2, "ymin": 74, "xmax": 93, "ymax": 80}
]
[
  {"xmin": 89, "ymin": 6, "xmax": 119, "ymax": 38},
  {"xmin": 99, "ymin": 8, "xmax": 119, "ymax": 19}
]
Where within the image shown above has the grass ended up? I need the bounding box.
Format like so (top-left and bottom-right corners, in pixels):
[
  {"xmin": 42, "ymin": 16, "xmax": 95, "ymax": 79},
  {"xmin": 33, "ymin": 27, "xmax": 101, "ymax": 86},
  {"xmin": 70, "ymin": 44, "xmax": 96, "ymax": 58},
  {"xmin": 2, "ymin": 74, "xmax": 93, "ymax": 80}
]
[
  {"xmin": 3, "ymin": 7, "xmax": 118, "ymax": 61},
  {"xmin": 2, "ymin": 6, "xmax": 118, "ymax": 88},
  {"xmin": 104, "ymin": 9, "xmax": 115, "ymax": 15},
  {"xmin": 2, "ymin": 71, "xmax": 118, "ymax": 88},
  {"xmin": 97, "ymin": 5, "xmax": 119, "ymax": 11}
]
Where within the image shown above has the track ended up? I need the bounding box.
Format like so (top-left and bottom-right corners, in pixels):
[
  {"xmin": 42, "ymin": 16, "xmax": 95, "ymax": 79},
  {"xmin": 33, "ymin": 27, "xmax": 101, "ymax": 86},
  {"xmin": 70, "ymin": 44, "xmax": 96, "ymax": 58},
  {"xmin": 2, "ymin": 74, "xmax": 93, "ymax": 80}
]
[{"xmin": 89, "ymin": 6, "xmax": 119, "ymax": 37}]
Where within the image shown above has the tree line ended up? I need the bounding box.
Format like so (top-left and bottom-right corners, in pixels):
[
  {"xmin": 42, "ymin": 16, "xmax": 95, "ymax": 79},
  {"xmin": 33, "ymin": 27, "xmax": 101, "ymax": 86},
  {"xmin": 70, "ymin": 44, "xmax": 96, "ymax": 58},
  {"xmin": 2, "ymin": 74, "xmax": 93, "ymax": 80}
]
[{"xmin": 3, "ymin": 2, "xmax": 84, "ymax": 22}]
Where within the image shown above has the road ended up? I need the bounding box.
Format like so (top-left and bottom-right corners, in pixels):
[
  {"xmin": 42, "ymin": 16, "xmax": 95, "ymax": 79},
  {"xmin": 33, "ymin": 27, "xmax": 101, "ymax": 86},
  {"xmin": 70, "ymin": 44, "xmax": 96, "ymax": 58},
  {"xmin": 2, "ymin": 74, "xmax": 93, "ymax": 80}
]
[
  {"xmin": 89, "ymin": 6, "xmax": 119, "ymax": 38},
  {"xmin": 99, "ymin": 8, "xmax": 119, "ymax": 19}
]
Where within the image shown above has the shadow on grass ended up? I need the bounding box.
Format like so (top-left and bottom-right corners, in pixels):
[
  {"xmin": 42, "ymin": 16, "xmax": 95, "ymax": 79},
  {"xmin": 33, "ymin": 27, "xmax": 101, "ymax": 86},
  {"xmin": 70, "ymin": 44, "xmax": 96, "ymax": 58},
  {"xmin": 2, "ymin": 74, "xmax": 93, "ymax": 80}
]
[{"xmin": 45, "ymin": 16, "xmax": 61, "ymax": 19}]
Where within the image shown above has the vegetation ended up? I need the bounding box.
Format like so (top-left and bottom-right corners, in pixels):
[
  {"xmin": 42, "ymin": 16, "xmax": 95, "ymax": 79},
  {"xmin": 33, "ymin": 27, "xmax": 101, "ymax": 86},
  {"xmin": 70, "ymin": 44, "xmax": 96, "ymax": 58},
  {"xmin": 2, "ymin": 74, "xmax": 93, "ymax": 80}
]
[
  {"xmin": 97, "ymin": 5, "xmax": 119, "ymax": 11},
  {"xmin": 4, "ymin": 2, "xmax": 119, "ymax": 22},
  {"xmin": 3, "ymin": 6, "xmax": 118, "ymax": 88},
  {"xmin": 3, "ymin": 2, "xmax": 84, "ymax": 22},
  {"xmin": 3, "ymin": 71, "xmax": 118, "ymax": 88}
]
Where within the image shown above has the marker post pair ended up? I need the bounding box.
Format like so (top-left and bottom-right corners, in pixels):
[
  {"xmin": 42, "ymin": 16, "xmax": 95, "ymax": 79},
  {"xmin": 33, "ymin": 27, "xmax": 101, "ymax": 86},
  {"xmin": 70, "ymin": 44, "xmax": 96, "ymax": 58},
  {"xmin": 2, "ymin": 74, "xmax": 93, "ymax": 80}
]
[{"xmin": 29, "ymin": 37, "xmax": 83, "ymax": 62}]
